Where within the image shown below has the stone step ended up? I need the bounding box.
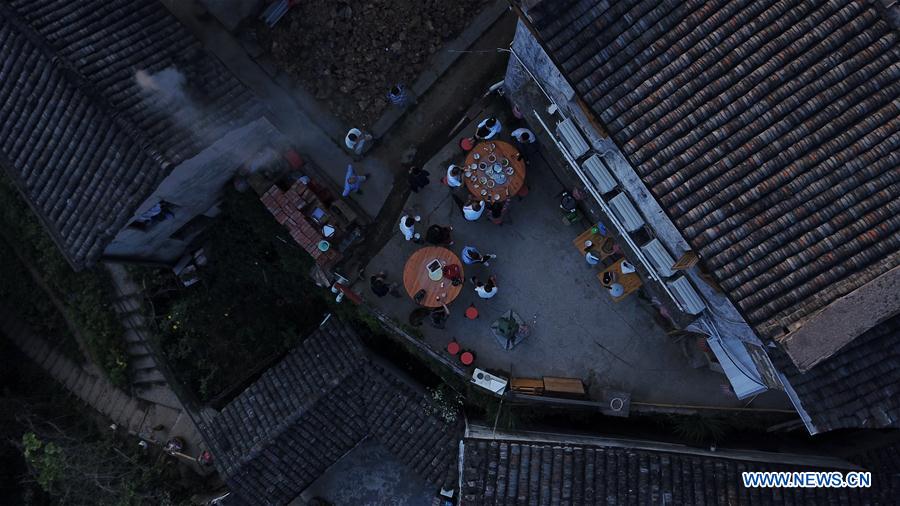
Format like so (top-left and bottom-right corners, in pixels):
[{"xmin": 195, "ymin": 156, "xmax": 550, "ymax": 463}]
[
  {"xmin": 120, "ymin": 313, "xmax": 147, "ymax": 331},
  {"xmin": 133, "ymin": 368, "xmax": 166, "ymax": 385},
  {"xmin": 135, "ymin": 384, "xmax": 182, "ymax": 410},
  {"xmin": 129, "ymin": 355, "xmax": 158, "ymax": 371},
  {"xmin": 122, "ymin": 328, "xmax": 145, "ymax": 344},
  {"xmin": 126, "ymin": 342, "xmax": 152, "ymax": 356}
]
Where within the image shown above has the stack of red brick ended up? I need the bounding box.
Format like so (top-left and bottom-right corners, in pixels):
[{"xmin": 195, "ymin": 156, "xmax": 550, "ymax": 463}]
[{"xmin": 260, "ymin": 181, "xmax": 341, "ymax": 270}]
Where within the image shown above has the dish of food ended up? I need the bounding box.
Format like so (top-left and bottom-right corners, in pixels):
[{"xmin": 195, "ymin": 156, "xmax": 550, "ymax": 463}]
[
  {"xmin": 506, "ymin": 167, "xmax": 515, "ymax": 175},
  {"xmin": 469, "ymin": 163, "xmax": 477, "ymax": 170},
  {"xmin": 481, "ymin": 189, "xmax": 488, "ymax": 196},
  {"xmin": 473, "ymin": 153, "xmax": 480, "ymax": 160},
  {"xmin": 473, "ymin": 183, "xmax": 479, "ymax": 188},
  {"xmin": 493, "ymin": 193, "xmax": 501, "ymax": 201},
  {"xmin": 478, "ymin": 162, "xmax": 487, "ymax": 170},
  {"xmin": 493, "ymin": 164, "xmax": 503, "ymax": 173},
  {"xmin": 479, "ymin": 176, "xmax": 487, "ymax": 184},
  {"xmin": 486, "ymin": 180, "xmax": 496, "ymax": 188}
]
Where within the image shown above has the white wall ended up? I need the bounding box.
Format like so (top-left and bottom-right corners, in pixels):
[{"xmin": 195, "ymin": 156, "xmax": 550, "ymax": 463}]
[{"xmin": 103, "ymin": 117, "xmax": 277, "ymax": 264}]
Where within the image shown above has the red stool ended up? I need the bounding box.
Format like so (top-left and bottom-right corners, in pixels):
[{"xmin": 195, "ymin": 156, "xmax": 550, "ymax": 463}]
[
  {"xmin": 283, "ymin": 149, "xmax": 304, "ymax": 169},
  {"xmin": 459, "ymin": 137, "xmax": 475, "ymax": 151},
  {"xmin": 465, "ymin": 304, "xmax": 479, "ymax": 320},
  {"xmin": 447, "ymin": 340, "xmax": 461, "ymax": 356},
  {"xmin": 460, "ymin": 350, "xmax": 475, "ymax": 366}
]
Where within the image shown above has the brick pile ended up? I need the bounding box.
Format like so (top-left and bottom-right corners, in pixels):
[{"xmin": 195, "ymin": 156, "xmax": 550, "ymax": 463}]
[{"xmin": 260, "ymin": 180, "xmax": 341, "ymax": 271}]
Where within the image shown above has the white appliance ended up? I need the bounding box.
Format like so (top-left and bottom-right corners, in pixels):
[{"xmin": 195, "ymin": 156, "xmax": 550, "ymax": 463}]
[
  {"xmin": 471, "ymin": 368, "xmax": 508, "ymax": 395},
  {"xmin": 666, "ymin": 276, "xmax": 706, "ymax": 315},
  {"xmin": 641, "ymin": 239, "xmax": 676, "ymax": 278},
  {"xmin": 608, "ymin": 193, "xmax": 645, "ymax": 232},
  {"xmin": 581, "ymin": 154, "xmax": 617, "ymax": 193},
  {"xmin": 555, "ymin": 118, "xmax": 590, "ymax": 159}
]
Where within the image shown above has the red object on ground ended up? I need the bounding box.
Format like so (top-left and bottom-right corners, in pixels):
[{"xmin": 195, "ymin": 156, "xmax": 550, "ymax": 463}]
[
  {"xmin": 283, "ymin": 149, "xmax": 304, "ymax": 169},
  {"xmin": 460, "ymin": 351, "xmax": 475, "ymax": 366},
  {"xmin": 465, "ymin": 305, "xmax": 479, "ymax": 320},
  {"xmin": 447, "ymin": 341, "xmax": 461, "ymax": 355},
  {"xmin": 516, "ymin": 184, "xmax": 530, "ymax": 198},
  {"xmin": 459, "ymin": 137, "xmax": 475, "ymax": 151}
]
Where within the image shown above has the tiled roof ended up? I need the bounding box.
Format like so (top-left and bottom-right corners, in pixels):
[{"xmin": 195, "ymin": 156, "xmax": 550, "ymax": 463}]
[
  {"xmin": 461, "ymin": 437, "xmax": 876, "ymax": 505},
  {"xmin": 771, "ymin": 313, "xmax": 900, "ymax": 433},
  {"xmin": 0, "ymin": 1, "xmax": 261, "ymax": 269},
  {"xmin": 522, "ymin": 0, "xmax": 900, "ymax": 341},
  {"xmin": 206, "ymin": 317, "xmax": 461, "ymax": 506}
]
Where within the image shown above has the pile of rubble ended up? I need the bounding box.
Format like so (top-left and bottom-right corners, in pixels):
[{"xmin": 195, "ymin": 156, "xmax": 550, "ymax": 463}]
[{"xmin": 257, "ymin": 0, "xmax": 489, "ymax": 126}]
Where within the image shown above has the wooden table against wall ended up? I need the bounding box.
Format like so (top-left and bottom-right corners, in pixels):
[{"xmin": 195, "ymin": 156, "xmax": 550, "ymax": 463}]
[
  {"xmin": 463, "ymin": 140, "xmax": 526, "ymax": 202},
  {"xmin": 598, "ymin": 258, "xmax": 643, "ymax": 302},
  {"xmin": 573, "ymin": 226, "xmax": 616, "ymax": 261},
  {"xmin": 402, "ymin": 246, "xmax": 464, "ymax": 308}
]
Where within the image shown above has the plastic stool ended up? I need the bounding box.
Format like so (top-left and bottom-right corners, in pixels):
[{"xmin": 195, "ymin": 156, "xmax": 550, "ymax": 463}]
[
  {"xmin": 460, "ymin": 351, "xmax": 475, "ymax": 366},
  {"xmin": 447, "ymin": 341, "xmax": 461, "ymax": 356},
  {"xmin": 465, "ymin": 304, "xmax": 479, "ymax": 320}
]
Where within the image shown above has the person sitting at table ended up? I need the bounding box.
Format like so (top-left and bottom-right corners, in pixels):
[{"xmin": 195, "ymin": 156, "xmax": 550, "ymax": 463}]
[
  {"xmin": 426, "ymin": 224, "xmax": 454, "ymax": 246},
  {"xmin": 475, "ymin": 117, "xmax": 502, "ymax": 140},
  {"xmin": 511, "ymin": 127, "xmax": 535, "ymax": 145},
  {"xmin": 430, "ymin": 303, "xmax": 450, "ymax": 329},
  {"xmin": 488, "ymin": 199, "xmax": 510, "ymax": 226},
  {"xmin": 462, "ymin": 245, "xmax": 496, "ymax": 266},
  {"xmin": 471, "ymin": 275, "xmax": 498, "ymax": 299},
  {"xmin": 445, "ymin": 164, "xmax": 463, "ymax": 187},
  {"xmin": 399, "ymin": 214, "xmax": 422, "ymax": 243},
  {"xmin": 463, "ymin": 198, "xmax": 485, "ymax": 221}
]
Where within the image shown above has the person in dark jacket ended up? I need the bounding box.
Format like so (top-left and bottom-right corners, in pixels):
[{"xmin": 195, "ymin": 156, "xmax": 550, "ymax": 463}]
[{"xmin": 408, "ymin": 166, "xmax": 430, "ymax": 192}]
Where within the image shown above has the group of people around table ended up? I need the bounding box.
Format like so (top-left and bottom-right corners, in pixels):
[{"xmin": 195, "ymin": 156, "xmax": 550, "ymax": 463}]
[{"xmin": 359, "ymin": 102, "xmax": 541, "ymax": 331}]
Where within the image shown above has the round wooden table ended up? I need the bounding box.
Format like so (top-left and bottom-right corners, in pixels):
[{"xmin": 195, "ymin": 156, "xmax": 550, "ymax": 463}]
[
  {"xmin": 402, "ymin": 246, "xmax": 465, "ymax": 307},
  {"xmin": 463, "ymin": 140, "xmax": 526, "ymax": 202}
]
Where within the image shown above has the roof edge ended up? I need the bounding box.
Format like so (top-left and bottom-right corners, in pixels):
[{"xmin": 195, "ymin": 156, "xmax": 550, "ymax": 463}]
[{"xmin": 779, "ymin": 263, "xmax": 900, "ymax": 372}]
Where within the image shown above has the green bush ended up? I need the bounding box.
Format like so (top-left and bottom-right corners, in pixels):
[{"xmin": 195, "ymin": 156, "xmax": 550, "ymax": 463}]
[
  {"xmin": 135, "ymin": 188, "xmax": 329, "ymax": 401},
  {"xmin": 0, "ymin": 176, "xmax": 127, "ymax": 386}
]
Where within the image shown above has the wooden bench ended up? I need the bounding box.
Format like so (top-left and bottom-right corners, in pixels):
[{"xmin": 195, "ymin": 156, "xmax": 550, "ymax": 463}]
[
  {"xmin": 542, "ymin": 376, "xmax": 586, "ymax": 397},
  {"xmin": 510, "ymin": 377, "xmax": 544, "ymax": 395}
]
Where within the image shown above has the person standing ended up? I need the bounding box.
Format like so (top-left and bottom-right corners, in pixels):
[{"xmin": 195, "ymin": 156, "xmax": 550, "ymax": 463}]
[
  {"xmin": 408, "ymin": 166, "xmax": 431, "ymax": 193},
  {"xmin": 488, "ymin": 199, "xmax": 510, "ymax": 225},
  {"xmin": 342, "ymin": 164, "xmax": 369, "ymax": 196},
  {"xmin": 369, "ymin": 272, "xmax": 401, "ymax": 298},
  {"xmin": 475, "ymin": 117, "xmax": 502, "ymax": 140},
  {"xmin": 345, "ymin": 128, "xmax": 373, "ymax": 159},
  {"xmin": 511, "ymin": 127, "xmax": 536, "ymax": 145},
  {"xmin": 472, "ymin": 276, "xmax": 498, "ymax": 299},
  {"xmin": 463, "ymin": 198, "xmax": 485, "ymax": 221},
  {"xmin": 461, "ymin": 245, "xmax": 496, "ymax": 266},
  {"xmin": 387, "ymin": 84, "xmax": 411, "ymax": 107},
  {"xmin": 426, "ymin": 224, "xmax": 454, "ymax": 246},
  {"xmin": 399, "ymin": 214, "xmax": 422, "ymax": 243}
]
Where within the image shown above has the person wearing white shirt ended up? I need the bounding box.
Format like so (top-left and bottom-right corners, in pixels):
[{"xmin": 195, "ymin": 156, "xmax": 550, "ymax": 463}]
[
  {"xmin": 511, "ymin": 127, "xmax": 536, "ymax": 144},
  {"xmin": 472, "ymin": 275, "xmax": 498, "ymax": 299},
  {"xmin": 463, "ymin": 199, "xmax": 485, "ymax": 221},
  {"xmin": 345, "ymin": 128, "xmax": 373, "ymax": 157},
  {"xmin": 475, "ymin": 117, "xmax": 502, "ymax": 140},
  {"xmin": 446, "ymin": 165, "xmax": 463, "ymax": 187},
  {"xmin": 399, "ymin": 214, "xmax": 421, "ymax": 242}
]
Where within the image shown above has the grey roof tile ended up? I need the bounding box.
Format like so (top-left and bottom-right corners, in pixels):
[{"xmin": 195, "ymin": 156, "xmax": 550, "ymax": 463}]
[
  {"xmin": 0, "ymin": 1, "xmax": 262, "ymax": 268},
  {"xmin": 205, "ymin": 318, "xmax": 462, "ymax": 506},
  {"xmin": 523, "ymin": 0, "xmax": 900, "ymax": 341}
]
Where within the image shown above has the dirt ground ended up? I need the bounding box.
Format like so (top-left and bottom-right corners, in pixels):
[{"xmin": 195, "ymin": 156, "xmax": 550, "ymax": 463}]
[{"xmin": 256, "ymin": 0, "xmax": 491, "ymax": 127}]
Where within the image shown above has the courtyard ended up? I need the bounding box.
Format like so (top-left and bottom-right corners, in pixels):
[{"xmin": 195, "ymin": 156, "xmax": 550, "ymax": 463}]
[{"xmin": 364, "ymin": 104, "xmax": 791, "ymax": 409}]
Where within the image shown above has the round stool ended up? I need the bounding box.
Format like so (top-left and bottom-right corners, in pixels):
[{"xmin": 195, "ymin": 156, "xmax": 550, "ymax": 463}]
[
  {"xmin": 447, "ymin": 341, "xmax": 461, "ymax": 356},
  {"xmin": 460, "ymin": 351, "xmax": 475, "ymax": 366},
  {"xmin": 459, "ymin": 137, "xmax": 475, "ymax": 151},
  {"xmin": 465, "ymin": 304, "xmax": 479, "ymax": 320}
]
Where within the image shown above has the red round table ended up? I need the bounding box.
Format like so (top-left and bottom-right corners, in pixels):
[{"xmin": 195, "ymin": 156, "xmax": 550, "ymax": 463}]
[{"xmin": 460, "ymin": 351, "xmax": 475, "ymax": 366}]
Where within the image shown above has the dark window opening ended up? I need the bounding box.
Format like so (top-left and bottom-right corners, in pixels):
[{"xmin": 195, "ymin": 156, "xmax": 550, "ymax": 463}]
[{"xmin": 171, "ymin": 214, "xmax": 213, "ymax": 241}]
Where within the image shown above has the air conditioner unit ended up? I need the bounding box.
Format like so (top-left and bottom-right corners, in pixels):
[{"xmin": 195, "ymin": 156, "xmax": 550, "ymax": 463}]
[
  {"xmin": 471, "ymin": 368, "xmax": 508, "ymax": 395},
  {"xmin": 608, "ymin": 193, "xmax": 644, "ymax": 232},
  {"xmin": 641, "ymin": 239, "xmax": 675, "ymax": 278},
  {"xmin": 581, "ymin": 154, "xmax": 617, "ymax": 193},
  {"xmin": 667, "ymin": 276, "xmax": 706, "ymax": 315},
  {"xmin": 556, "ymin": 118, "xmax": 589, "ymax": 159}
]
